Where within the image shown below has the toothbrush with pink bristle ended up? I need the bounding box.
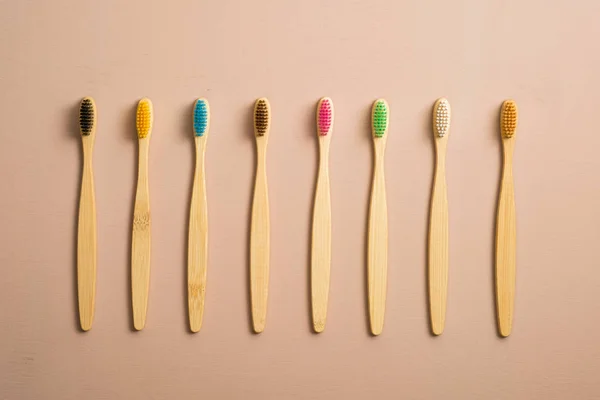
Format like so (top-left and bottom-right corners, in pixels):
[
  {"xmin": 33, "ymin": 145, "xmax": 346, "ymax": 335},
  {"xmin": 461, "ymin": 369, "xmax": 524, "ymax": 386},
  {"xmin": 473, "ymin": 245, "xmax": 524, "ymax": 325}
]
[{"xmin": 311, "ymin": 97, "xmax": 334, "ymax": 333}]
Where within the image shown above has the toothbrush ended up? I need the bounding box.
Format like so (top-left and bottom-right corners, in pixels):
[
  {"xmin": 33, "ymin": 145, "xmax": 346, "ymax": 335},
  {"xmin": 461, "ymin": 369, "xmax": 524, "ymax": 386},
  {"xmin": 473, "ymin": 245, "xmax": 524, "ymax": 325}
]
[
  {"xmin": 250, "ymin": 98, "xmax": 271, "ymax": 333},
  {"xmin": 428, "ymin": 98, "xmax": 451, "ymax": 335},
  {"xmin": 311, "ymin": 97, "xmax": 334, "ymax": 333},
  {"xmin": 188, "ymin": 98, "xmax": 210, "ymax": 333},
  {"xmin": 132, "ymin": 98, "xmax": 153, "ymax": 331},
  {"xmin": 496, "ymin": 99, "xmax": 518, "ymax": 337},
  {"xmin": 77, "ymin": 97, "xmax": 97, "ymax": 331},
  {"xmin": 368, "ymin": 99, "xmax": 389, "ymax": 336}
]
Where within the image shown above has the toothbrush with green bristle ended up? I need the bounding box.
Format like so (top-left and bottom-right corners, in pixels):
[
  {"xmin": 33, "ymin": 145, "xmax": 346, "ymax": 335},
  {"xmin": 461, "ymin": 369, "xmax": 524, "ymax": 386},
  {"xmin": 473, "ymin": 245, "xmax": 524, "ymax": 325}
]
[
  {"xmin": 368, "ymin": 99, "xmax": 389, "ymax": 336},
  {"xmin": 188, "ymin": 98, "xmax": 210, "ymax": 333}
]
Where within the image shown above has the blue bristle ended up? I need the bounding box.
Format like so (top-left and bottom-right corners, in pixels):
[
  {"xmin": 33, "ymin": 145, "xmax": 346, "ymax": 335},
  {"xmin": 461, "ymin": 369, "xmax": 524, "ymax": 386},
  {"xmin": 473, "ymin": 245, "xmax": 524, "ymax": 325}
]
[{"xmin": 194, "ymin": 100, "xmax": 208, "ymax": 136}]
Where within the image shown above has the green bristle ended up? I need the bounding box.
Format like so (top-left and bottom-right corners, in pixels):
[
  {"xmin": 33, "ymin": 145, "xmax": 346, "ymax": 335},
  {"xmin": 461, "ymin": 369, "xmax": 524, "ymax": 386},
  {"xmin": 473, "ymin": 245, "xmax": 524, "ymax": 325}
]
[{"xmin": 373, "ymin": 100, "xmax": 388, "ymax": 138}]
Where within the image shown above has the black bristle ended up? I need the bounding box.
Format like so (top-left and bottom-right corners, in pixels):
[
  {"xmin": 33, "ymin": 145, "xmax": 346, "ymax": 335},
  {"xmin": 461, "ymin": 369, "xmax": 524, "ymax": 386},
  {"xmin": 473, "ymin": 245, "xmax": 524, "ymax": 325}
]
[
  {"xmin": 254, "ymin": 100, "xmax": 269, "ymax": 136},
  {"xmin": 79, "ymin": 98, "xmax": 94, "ymax": 136}
]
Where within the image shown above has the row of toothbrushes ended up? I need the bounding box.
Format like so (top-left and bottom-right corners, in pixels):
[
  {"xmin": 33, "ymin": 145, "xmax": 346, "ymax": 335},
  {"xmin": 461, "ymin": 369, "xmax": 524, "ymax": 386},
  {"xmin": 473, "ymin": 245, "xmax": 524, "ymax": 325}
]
[{"xmin": 77, "ymin": 97, "xmax": 518, "ymax": 337}]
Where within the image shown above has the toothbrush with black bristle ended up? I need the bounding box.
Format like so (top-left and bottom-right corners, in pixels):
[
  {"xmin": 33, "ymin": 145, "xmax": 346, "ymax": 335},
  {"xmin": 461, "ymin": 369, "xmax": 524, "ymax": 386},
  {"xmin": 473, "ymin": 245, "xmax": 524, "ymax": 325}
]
[
  {"xmin": 250, "ymin": 98, "xmax": 271, "ymax": 333},
  {"xmin": 77, "ymin": 97, "xmax": 97, "ymax": 331},
  {"xmin": 188, "ymin": 98, "xmax": 210, "ymax": 333},
  {"xmin": 131, "ymin": 98, "xmax": 153, "ymax": 331}
]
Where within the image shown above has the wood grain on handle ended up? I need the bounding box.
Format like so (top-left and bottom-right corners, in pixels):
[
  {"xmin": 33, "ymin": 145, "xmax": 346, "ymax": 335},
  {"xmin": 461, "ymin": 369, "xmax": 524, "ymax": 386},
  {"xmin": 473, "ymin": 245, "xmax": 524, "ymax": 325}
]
[
  {"xmin": 250, "ymin": 140, "xmax": 270, "ymax": 333},
  {"xmin": 428, "ymin": 138, "xmax": 449, "ymax": 335},
  {"xmin": 311, "ymin": 136, "xmax": 331, "ymax": 333},
  {"xmin": 77, "ymin": 136, "xmax": 97, "ymax": 331},
  {"xmin": 496, "ymin": 139, "xmax": 516, "ymax": 337},
  {"xmin": 368, "ymin": 140, "xmax": 388, "ymax": 336},
  {"xmin": 132, "ymin": 138, "xmax": 151, "ymax": 331},
  {"xmin": 188, "ymin": 137, "xmax": 208, "ymax": 333}
]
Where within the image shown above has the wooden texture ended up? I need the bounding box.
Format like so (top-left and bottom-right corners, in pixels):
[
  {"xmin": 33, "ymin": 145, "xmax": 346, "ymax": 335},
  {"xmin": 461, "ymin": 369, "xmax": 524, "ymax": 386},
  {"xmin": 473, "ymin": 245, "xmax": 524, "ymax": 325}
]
[
  {"xmin": 428, "ymin": 102, "xmax": 450, "ymax": 336},
  {"xmin": 188, "ymin": 136, "xmax": 208, "ymax": 332},
  {"xmin": 250, "ymin": 135, "xmax": 270, "ymax": 333},
  {"xmin": 311, "ymin": 134, "xmax": 332, "ymax": 333},
  {"xmin": 77, "ymin": 134, "xmax": 97, "ymax": 331},
  {"xmin": 368, "ymin": 112, "xmax": 388, "ymax": 336},
  {"xmin": 132, "ymin": 138, "xmax": 152, "ymax": 331},
  {"xmin": 496, "ymin": 137, "xmax": 516, "ymax": 337}
]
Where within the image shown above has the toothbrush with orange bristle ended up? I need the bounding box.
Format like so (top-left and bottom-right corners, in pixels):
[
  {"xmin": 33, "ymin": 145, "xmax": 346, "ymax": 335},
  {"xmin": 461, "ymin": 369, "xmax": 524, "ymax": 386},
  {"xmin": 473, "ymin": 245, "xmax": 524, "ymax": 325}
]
[
  {"xmin": 368, "ymin": 99, "xmax": 389, "ymax": 335},
  {"xmin": 250, "ymin": 98, "xmax": 271, "ymax": 333},
  {"xmin": 428, "ymin": 98, "xmax": 451, "ymax": 335},
  {"xmin": 311, "ymin": 97, "xmax": 333, "ymax": 333},
  {"xmin": 496, "ymin": 99, "xmax": 518, "ymax": 337},
  {"xmin": 188, "ymin": 98, "xmax": 210, "ymax": 333},
  {"xmin": 77, "ymin": 97, "xmax": 97, "ymax": 331},
  {"xmin": 131, "ymin": 98, "xmax": 153, "ymax": 330}
]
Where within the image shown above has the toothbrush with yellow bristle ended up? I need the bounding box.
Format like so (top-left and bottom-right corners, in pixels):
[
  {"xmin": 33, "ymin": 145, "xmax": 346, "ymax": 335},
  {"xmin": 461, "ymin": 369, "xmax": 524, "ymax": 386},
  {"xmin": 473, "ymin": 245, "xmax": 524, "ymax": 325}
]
[
  {"xmin": 496, "ymin": 99, "xmax": 518, "ymax": 337},
  {"xmin": 368, "ymin": 99, "xmax": 389, "ymax": 335},
  {"xmin": 311, "ymin": 97, "xmax": 333, "ymax": 333},
  {"xmin": 428, "ymin": 98, "xmax": 451, "ymax": 335},
  {"xmin": 250, "ymin": 98, "xmax": 271, "ymax": 333},
  {"xmin": 77, "ymin": 97, "xmax": 97, "ymax": 331},
  {"xmin": 188, "ymin": 98, "xmax": 210, "ymax": 333},
  {"xmin": 131, "ymin": 98, "xmax": 153, "ymax": 331}
]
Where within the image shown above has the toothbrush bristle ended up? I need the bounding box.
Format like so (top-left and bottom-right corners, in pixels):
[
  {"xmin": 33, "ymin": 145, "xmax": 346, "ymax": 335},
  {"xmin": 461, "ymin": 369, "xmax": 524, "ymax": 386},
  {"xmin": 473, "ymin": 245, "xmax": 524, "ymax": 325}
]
[
  {"xmin": 136, "ymin": 98, "xmax": 153, "ymax": 139},
  {"xmin": 434, "ymin": 98, "xmax": 451, "ymax": 138},
  {"xmin": 193, "ymin": 99, "xmax": 209, "ymax": 137},
  {"xmin": 317, "ymin": 98, "xmax": 333, "ymax": 136},
  {"xmin": 254, "ymin": 98, "xmax": 270, "ymax": 137},
  {"xmin": 501, "ymin": 100, "xmax": 518, "ymax": 138},
  {"xmin": 372, "ymin": 99, "xmax": 388, "ymax": 138},
  {"xmin": 79, "ymin": 97, "xmax": 95, "ymax": 136}
]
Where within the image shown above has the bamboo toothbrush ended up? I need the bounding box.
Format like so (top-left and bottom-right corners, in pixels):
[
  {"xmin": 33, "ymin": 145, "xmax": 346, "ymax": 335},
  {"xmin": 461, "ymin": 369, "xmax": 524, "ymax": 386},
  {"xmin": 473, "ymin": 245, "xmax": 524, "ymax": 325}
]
[
  {"xmin": 77, "ymin": 97, "xmax": 97, "ymax": 331},
  {"xmin": 188, "ymin": 98, "xmax": 210, "ymax": 333},
  {"xmin": 132, "ymin": 98, "xmax": 153, "ymax": 331},
  {"xmin": 368, "ymin": 99, "xmax": 389, "ymax": 336},
  {"xmin": 250, "ymin": 98, "xmax": 271, "ymax": 333},
  {"xmin": 428, "ymin": 98, "xmax": 451, "ymax": 335},
  {"xmin": 496, "ymin": 99, "xmax": 518, "ymax": 337},
  {"xmin": 311, "ymin": 97, "xmax": 334, "ymax": 333}
]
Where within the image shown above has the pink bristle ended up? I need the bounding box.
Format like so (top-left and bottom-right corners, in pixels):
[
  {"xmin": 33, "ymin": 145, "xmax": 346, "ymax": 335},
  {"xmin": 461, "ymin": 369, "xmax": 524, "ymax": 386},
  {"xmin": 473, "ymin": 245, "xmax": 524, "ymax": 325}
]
[{"xmin": 318, "ymin": 99, "xmax": 332, "ymax": 135}]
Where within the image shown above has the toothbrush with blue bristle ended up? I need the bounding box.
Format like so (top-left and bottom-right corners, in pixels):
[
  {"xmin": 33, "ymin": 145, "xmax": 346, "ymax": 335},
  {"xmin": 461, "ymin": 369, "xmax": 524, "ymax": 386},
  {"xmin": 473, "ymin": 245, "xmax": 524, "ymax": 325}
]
[{"xmin": 188, "ymin": 98, "xmax": 210, "ymax": 333}]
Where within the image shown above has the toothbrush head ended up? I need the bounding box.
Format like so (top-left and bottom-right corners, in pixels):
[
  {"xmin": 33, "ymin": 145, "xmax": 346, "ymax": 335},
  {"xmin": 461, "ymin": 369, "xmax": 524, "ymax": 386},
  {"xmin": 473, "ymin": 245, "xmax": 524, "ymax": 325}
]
[
  {"xmin": 254, "ymin": 98, "xmax": 270, "ymax": 137},
  {"xmin": 372, "ymin": 99, "xmax": 389, "ymax": 138},
  {"xmin": 317, "ymin": 97, "xmax": 333, "ymax": 136},
  {"xmin": 193, "ymin": 98, "xmax": 210, "ymax": 137},
  {"xmin": 136, "ymin": 98, "xmax": 153, "ymax": 139},
  {"xmin": 79, "ymin": 97, "xmax": 96, "ymax": 136},
  {"xmin": 433, "ymin": 98, "xmax": 451, "ymax": 138},
  {"xmin": 501, "ymin": 100, "xmax": 518, "ymax": 138}
]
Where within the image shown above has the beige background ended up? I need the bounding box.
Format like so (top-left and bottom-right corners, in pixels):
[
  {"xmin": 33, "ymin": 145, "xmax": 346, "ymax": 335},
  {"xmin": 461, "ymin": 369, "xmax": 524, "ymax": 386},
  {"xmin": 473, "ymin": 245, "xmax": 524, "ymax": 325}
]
[{"xmin": 1, "ymin": 0, "xmax": 599, "ymax": 398}]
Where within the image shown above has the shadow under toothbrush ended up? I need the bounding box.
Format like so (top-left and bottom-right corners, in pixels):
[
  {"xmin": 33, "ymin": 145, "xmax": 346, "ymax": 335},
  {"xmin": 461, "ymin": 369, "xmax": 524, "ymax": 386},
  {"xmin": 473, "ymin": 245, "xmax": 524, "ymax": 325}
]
[
  {"xmin": 307, "ymin": 100, "xmax": 319, "ymax": 334},
  {"xmin": 245, "ymin": 101, "xmax": 259, "ymax": 334},
  {"xmin": 492, "ymin": 104, "xmax": 507, "ymax": 339},
  {"xmin": 183, "ymin": 102, "xmax": 196, "ymax": 334},
  {"xmin": 363, "ymin": 103, "xmax": 378, "ymax": 337},
  {"xmin": 68, "ymin": 100, "xmax": 86, "ymax": 333},
  {"xmin": 126, "ymin": 101, "xmax": 140, "ymax": 332}
]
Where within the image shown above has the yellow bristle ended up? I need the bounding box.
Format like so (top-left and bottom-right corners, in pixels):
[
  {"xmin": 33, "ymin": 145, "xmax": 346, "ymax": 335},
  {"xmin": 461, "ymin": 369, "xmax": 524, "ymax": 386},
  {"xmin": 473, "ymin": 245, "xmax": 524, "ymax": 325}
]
[
  {"xmin": 136, "ymin": 98, "xmax": 153, "ymax": 139},
  {"xmin": 501, "ymin": 100, "xmax": 518, "ymax": 138}
]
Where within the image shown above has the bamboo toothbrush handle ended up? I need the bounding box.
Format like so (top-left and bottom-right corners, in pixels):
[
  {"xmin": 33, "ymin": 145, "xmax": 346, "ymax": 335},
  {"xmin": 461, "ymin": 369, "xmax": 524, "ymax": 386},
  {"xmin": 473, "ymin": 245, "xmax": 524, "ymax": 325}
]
[
  {"xmin": 311, "ymin": 138, "xmax": 331, "ymax": 333},
  {"xmin": 496, "ymin": 142, "xmax": 516, "ymax": 337},
  {"xmin": 368, "ymin": 149, "xmax": 388, "ymax": 335},
  {"xmin": 428, "ymin": 145, "xmax": 448, "ymax": 335},
  {"xmin": 77, "ymin": 139, "xmax": 97, "ymax": 331},
  {"xmin": 188, "ymin": 138, "xmax": 208, "ymax": 332},
  {"xmin": 132, "ymin": 138, "xmax": 151, "ymax": 331},
  {"xmin": 250, "ymin": 142, "xmax": 270, "ymax": 333}
]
